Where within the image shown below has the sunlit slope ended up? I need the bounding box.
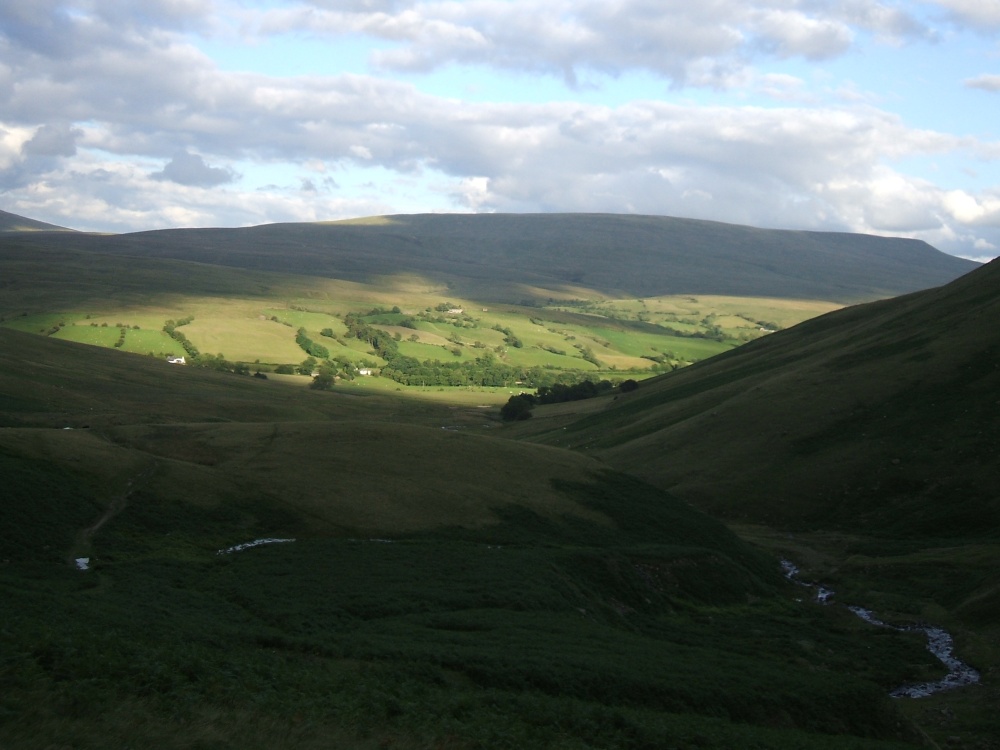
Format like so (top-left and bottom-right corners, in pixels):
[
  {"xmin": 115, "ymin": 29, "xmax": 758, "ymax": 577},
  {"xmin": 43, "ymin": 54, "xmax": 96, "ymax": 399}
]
[
  {"xmin": 0, "ymin": 208, "xmax": 71, "ymax": 233},
  {"xmin": 527, "ymin": 258, "xmax": 999, "ymax": 536},
  {"xmin": 7, "ymin": 212, "xmax": 977, "ymax": 302}
]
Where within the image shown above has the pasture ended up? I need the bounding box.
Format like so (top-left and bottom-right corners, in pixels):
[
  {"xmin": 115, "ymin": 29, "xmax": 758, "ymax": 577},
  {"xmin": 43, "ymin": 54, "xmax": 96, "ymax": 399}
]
[{"xmin": 0, "ymin": 237, "xmax": 842, "ymax": 391}]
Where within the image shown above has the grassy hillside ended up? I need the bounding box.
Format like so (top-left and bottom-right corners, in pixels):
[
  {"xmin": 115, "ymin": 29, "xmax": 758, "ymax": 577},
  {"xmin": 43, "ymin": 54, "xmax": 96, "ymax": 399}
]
[
  {"xmin": 0, "ymin": 208, "xmax": 71, "ymax": 233},
  {"xmin": 1, "ymin": 209, "xmax": 974, "ymax": 393},
  {"xmin": 1, "ymin": 329, "xmax": 936, "ymax": 749},
  {"xmin": 1, "ymin": 209, "xmax": 991, "ymax": 747},
  {"xmin": 4, "ymin": 212, "xmax": 976, "ymax": 302},
  {"xmin": 0, "ymin": 231, "xmax": 842, "ymax": 384},
  {"xmin": 512, "ymin": 258, "xmax": 1000, "ymax": 747},
  {"xmin": 522, "ymin": 257, "xmax": 1000, "ymax": 536}
]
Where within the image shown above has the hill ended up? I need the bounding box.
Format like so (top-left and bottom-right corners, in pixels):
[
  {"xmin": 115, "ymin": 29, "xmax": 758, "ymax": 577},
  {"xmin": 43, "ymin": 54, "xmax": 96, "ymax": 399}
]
[
  {"xmin": 0, "ymin": 208, "xmax": 71, "ymax": 233},
  {"xmin": 0, "ymin": 210, "xmax": 992, "ymax": 747},
  {"xmin": 0, "ymin": 328, "xmax": 936, "ymax": 749},
  {"xmin": 511, "ymin": 257, "xmax": 1000, "ymax": 745},
  {"xmin": 4, "ymin": 212, "xmax": 977, "ymax": 302},
  {"xmin": 524, "ymin": 256, "xmax": 999, "ymax": 538}
]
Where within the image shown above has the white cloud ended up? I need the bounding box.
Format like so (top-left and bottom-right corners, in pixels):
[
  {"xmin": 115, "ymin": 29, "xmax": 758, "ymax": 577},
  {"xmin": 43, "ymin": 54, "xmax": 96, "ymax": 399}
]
[
  {"xmin": 251, "ymin": 1, "xmax": 925, "ymax": 87},
  {"xmin": 943, "ymin": 189, "xmax": 1000, "ymax": 225},
  {"xmin": 748, "ymin": 10, "xmax": 853, "ymax": 59},
  {"xmin": 0, "ymin": 124, "xmax": 33, "ymax": 170},
  {"xmin": 927, "ymin": 0, "xmax": 1000, "ymax": 28},
  {"xmin": 0, "ymin": 0, "xmax": 997, "ymax": 262},
  {"xmin": 965, "ymin": 74, "xmax": 1000, "ymax": 92}
]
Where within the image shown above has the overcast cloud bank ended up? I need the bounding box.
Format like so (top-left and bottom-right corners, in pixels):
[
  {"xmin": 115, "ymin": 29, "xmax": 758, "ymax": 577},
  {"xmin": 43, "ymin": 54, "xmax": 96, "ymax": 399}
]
[{"xmin": 0, "ymin": 0, "xmax": 997, "ymax": 260}]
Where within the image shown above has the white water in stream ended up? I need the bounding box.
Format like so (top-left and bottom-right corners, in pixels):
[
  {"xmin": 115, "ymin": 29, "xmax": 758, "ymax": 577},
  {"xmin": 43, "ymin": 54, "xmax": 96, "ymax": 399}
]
[
  {"xmin": 781, "ymin": 560, "xmax": 980, "ymax": 698},
  {"xmin": 216, "ymin": 538, "xmax": 295, "ymax": 555}
]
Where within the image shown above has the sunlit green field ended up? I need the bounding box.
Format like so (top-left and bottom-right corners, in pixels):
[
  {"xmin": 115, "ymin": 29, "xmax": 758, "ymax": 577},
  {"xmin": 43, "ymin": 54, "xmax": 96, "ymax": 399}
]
[
  {"xmin": 0, "ymin": 233, "xmax": 844, "ymax": 387},
  {"xmin": 4, "ymin": 289, "xmax": 836, "ymax": 384},
  {"xmin": 52, "ymin": 324, "xmax": 124, "ymax": 348},
  {"xmin": 123, "ymin": 329, "xmax": 187, "ymax": 356}
]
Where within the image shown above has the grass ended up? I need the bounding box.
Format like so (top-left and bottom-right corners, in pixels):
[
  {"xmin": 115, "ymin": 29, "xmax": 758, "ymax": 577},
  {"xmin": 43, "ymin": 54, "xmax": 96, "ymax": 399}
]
[
  {"xmin": 0, "ymin": 324, "xmax": 944, "ymax": 748},
  {"xmin": 0, "ymin": 215, "xmax": 991, "ymax": 747},
  {"xmin": 1, "ymin": 281, "xmax": 826, "ymax": 380},
  {"xmin": 6, "ymin": 213, "xmax": 974, "ymax": 304},
  {"xmin": 0, "ymin": 213, "xmax": 973, "ymax": 389},
  {"xmin": 505, "ymin": 257, "xmax": 1000, "ymax": 747},
  {"xmin": 183, "ymin": 316, "xmax": 307, "ymax": 362},
  {"xmin": 1, "ymin": 456, "xmax": 929, "ymax": 749}
]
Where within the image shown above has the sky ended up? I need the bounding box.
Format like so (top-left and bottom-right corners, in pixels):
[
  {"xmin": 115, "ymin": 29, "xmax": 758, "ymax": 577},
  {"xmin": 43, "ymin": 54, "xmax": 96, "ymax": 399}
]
[{"xmin": 0, "ymin": 1, "xmax": 998, "ymax": 260}]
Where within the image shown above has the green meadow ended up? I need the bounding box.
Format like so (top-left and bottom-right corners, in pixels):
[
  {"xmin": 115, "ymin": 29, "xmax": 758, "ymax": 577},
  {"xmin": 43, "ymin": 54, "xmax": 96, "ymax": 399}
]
[
  {"xmin": 2, "ymin": 286, "xmax": 835, "ymax": 387},
  {"xmin": 1, "ymin": 213, "xmax": 991, "ymax": 748}
]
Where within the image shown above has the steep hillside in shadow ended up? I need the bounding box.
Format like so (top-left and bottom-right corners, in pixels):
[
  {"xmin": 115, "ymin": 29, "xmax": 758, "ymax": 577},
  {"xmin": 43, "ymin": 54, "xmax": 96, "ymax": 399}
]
[
  {"xmin": 6, "ymin": 212, "xmax": 977, "ymax": 302},
  {"xmin": 525, "ymin": 258, "xmax": 998, "ymax": 538},
  {"xmin": 0, "ymin": 326, "xmax": 938, "ymax": 749}
]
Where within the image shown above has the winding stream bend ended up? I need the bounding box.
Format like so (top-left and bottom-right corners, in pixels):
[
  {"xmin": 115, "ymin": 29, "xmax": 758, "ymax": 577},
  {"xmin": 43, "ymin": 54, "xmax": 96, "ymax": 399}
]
[{"xmin": 781, "ymin": 560, "xmax": 980, "ymax": 698}]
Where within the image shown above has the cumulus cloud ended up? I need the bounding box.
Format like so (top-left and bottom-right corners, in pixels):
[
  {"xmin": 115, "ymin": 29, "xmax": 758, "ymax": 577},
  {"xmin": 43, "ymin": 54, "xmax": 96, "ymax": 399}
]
[
  {"xmin": 747, "ymin": 9, "xmax": 853, "ymax": 59},
  {"xmin": 0, "ymin": 0, "xmax": 997, "ymax": 261},
  {"xmin": 22, "ymin": 122, "xmax": 81, "ymax": 157},
  {"xmin": 151, "ymin": 151, "xmax": 237, "ymax": 187},
  {"xmin": 928, "ymin": 0, "xmax": 1000, "ymax": 28},
  {"xmin": 965, "ymin": 74, "xmax": 1000, "ymax": 91},
  {"xmin": 254, "ymin": 0, "xmax": 930, "ymax": 87}
]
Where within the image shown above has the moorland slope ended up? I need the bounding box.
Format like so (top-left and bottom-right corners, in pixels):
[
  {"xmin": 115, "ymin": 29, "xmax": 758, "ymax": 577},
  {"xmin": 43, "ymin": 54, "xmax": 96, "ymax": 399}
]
[
  {"xmin": 0, "ymin": 208, "xmax": 992, "ymax": 748},
  {"xmin": 509, "ymin": 256, "xmax": 1000, "ymax": 745},
  {"xmin": 0, "ymin": 208, "xmax": 71, "ymax": 233},
  {"xmin": 3, "ymin": 211, "xmax": 977, "ymax": 302},
  {"xmin": 0, "ymin": 327, "xmax": 934, "ymax": 750},
  {"xmin": 526, "ymin": 256, "xmax": 999, "ymax": 536}
]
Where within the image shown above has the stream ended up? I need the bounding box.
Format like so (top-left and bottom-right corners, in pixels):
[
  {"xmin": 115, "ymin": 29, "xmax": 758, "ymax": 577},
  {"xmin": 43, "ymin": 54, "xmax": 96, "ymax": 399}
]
[
  {"xmin": 216, "ymin": 537, "xmax": 296, "ymax": 555},
  {"xmin": 781, "ymin": 560, "xmax": 980, "ymax": 698}
]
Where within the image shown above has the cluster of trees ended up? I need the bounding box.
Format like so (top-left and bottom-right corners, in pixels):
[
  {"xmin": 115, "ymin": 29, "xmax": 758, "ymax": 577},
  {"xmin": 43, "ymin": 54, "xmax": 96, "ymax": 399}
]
[
  {"xmin": 492, "ymin": 324, "xmax": 523, "ymax": 348},
  {"xmin": 381, "ymin": 354, "xmax": 525, "ymax": 387},
  {"xmin": 163, "ymin": 317, "xmax": 199, "ymax": 358},
  {"xmin": 577, "ymin": 345, "xmax": 602, "ymax": 367},
  {"xmin": 310, "ymin": 365, "xmax": 336, "ymax": 391},
  {"xmin": 500, "ymin": 378, "xmax": 638, "ymax": 421},
  {"xmin": 295, "ymin": 327, "xmax": 330, "ymax": 359},
  {"xmin": 343, "ymin": 313, "xmax": 398, "ymax": 360},
  {"xmin": 195, "ymin": 354, "xmax": 251, "ymax": 375}
]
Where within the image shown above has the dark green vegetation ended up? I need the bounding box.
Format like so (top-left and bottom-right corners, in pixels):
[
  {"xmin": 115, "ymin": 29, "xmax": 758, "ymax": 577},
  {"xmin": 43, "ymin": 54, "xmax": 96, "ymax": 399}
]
[
  {"xmin": 0, "ymin": 227, "xmax": 838, "ymax": 385},
  {"xmin": 0, "ymin": 210, "xmax": 975, "ymax": 391},
  {"xmin": 4, "ymin": 212, "xmax": 975, "ymax": 302},
  {"xmin": 0, "ymin": 398, "xmax": 930, "ymax": 749},
  {"xmin": 0, "ymin": 209, "xmax": 992, "ymax": 748},
  {"xmin": 500, "ymin": 379, "xmax": 628, "ymax": 421},
  {"xmin": 515, "ymin": 256, "xmax": 1000, "ymax": 747},
  {"xmin": 524, "ymin": 255, "xmax": 1000, "ymax": 536}
]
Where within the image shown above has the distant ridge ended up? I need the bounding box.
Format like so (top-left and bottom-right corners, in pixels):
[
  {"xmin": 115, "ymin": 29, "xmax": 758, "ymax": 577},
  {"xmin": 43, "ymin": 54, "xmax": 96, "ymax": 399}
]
[
  {"xmin": 0, "ymin": 208, "xmax": 72, "ymax": 233},
  {"xmin": 4, "ymin": 212, "xmax": 977, "ymax": 302}
]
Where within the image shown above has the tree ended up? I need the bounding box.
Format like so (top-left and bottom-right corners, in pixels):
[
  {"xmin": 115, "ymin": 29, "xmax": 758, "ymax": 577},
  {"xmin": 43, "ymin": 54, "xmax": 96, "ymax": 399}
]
[
  {"xmin": 500, "ymin": 393, "xmax": 536, "ymax": 421},
  {"xmin": 310, "ymin": 371, "xmax": 335, "ymax": 391}
]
